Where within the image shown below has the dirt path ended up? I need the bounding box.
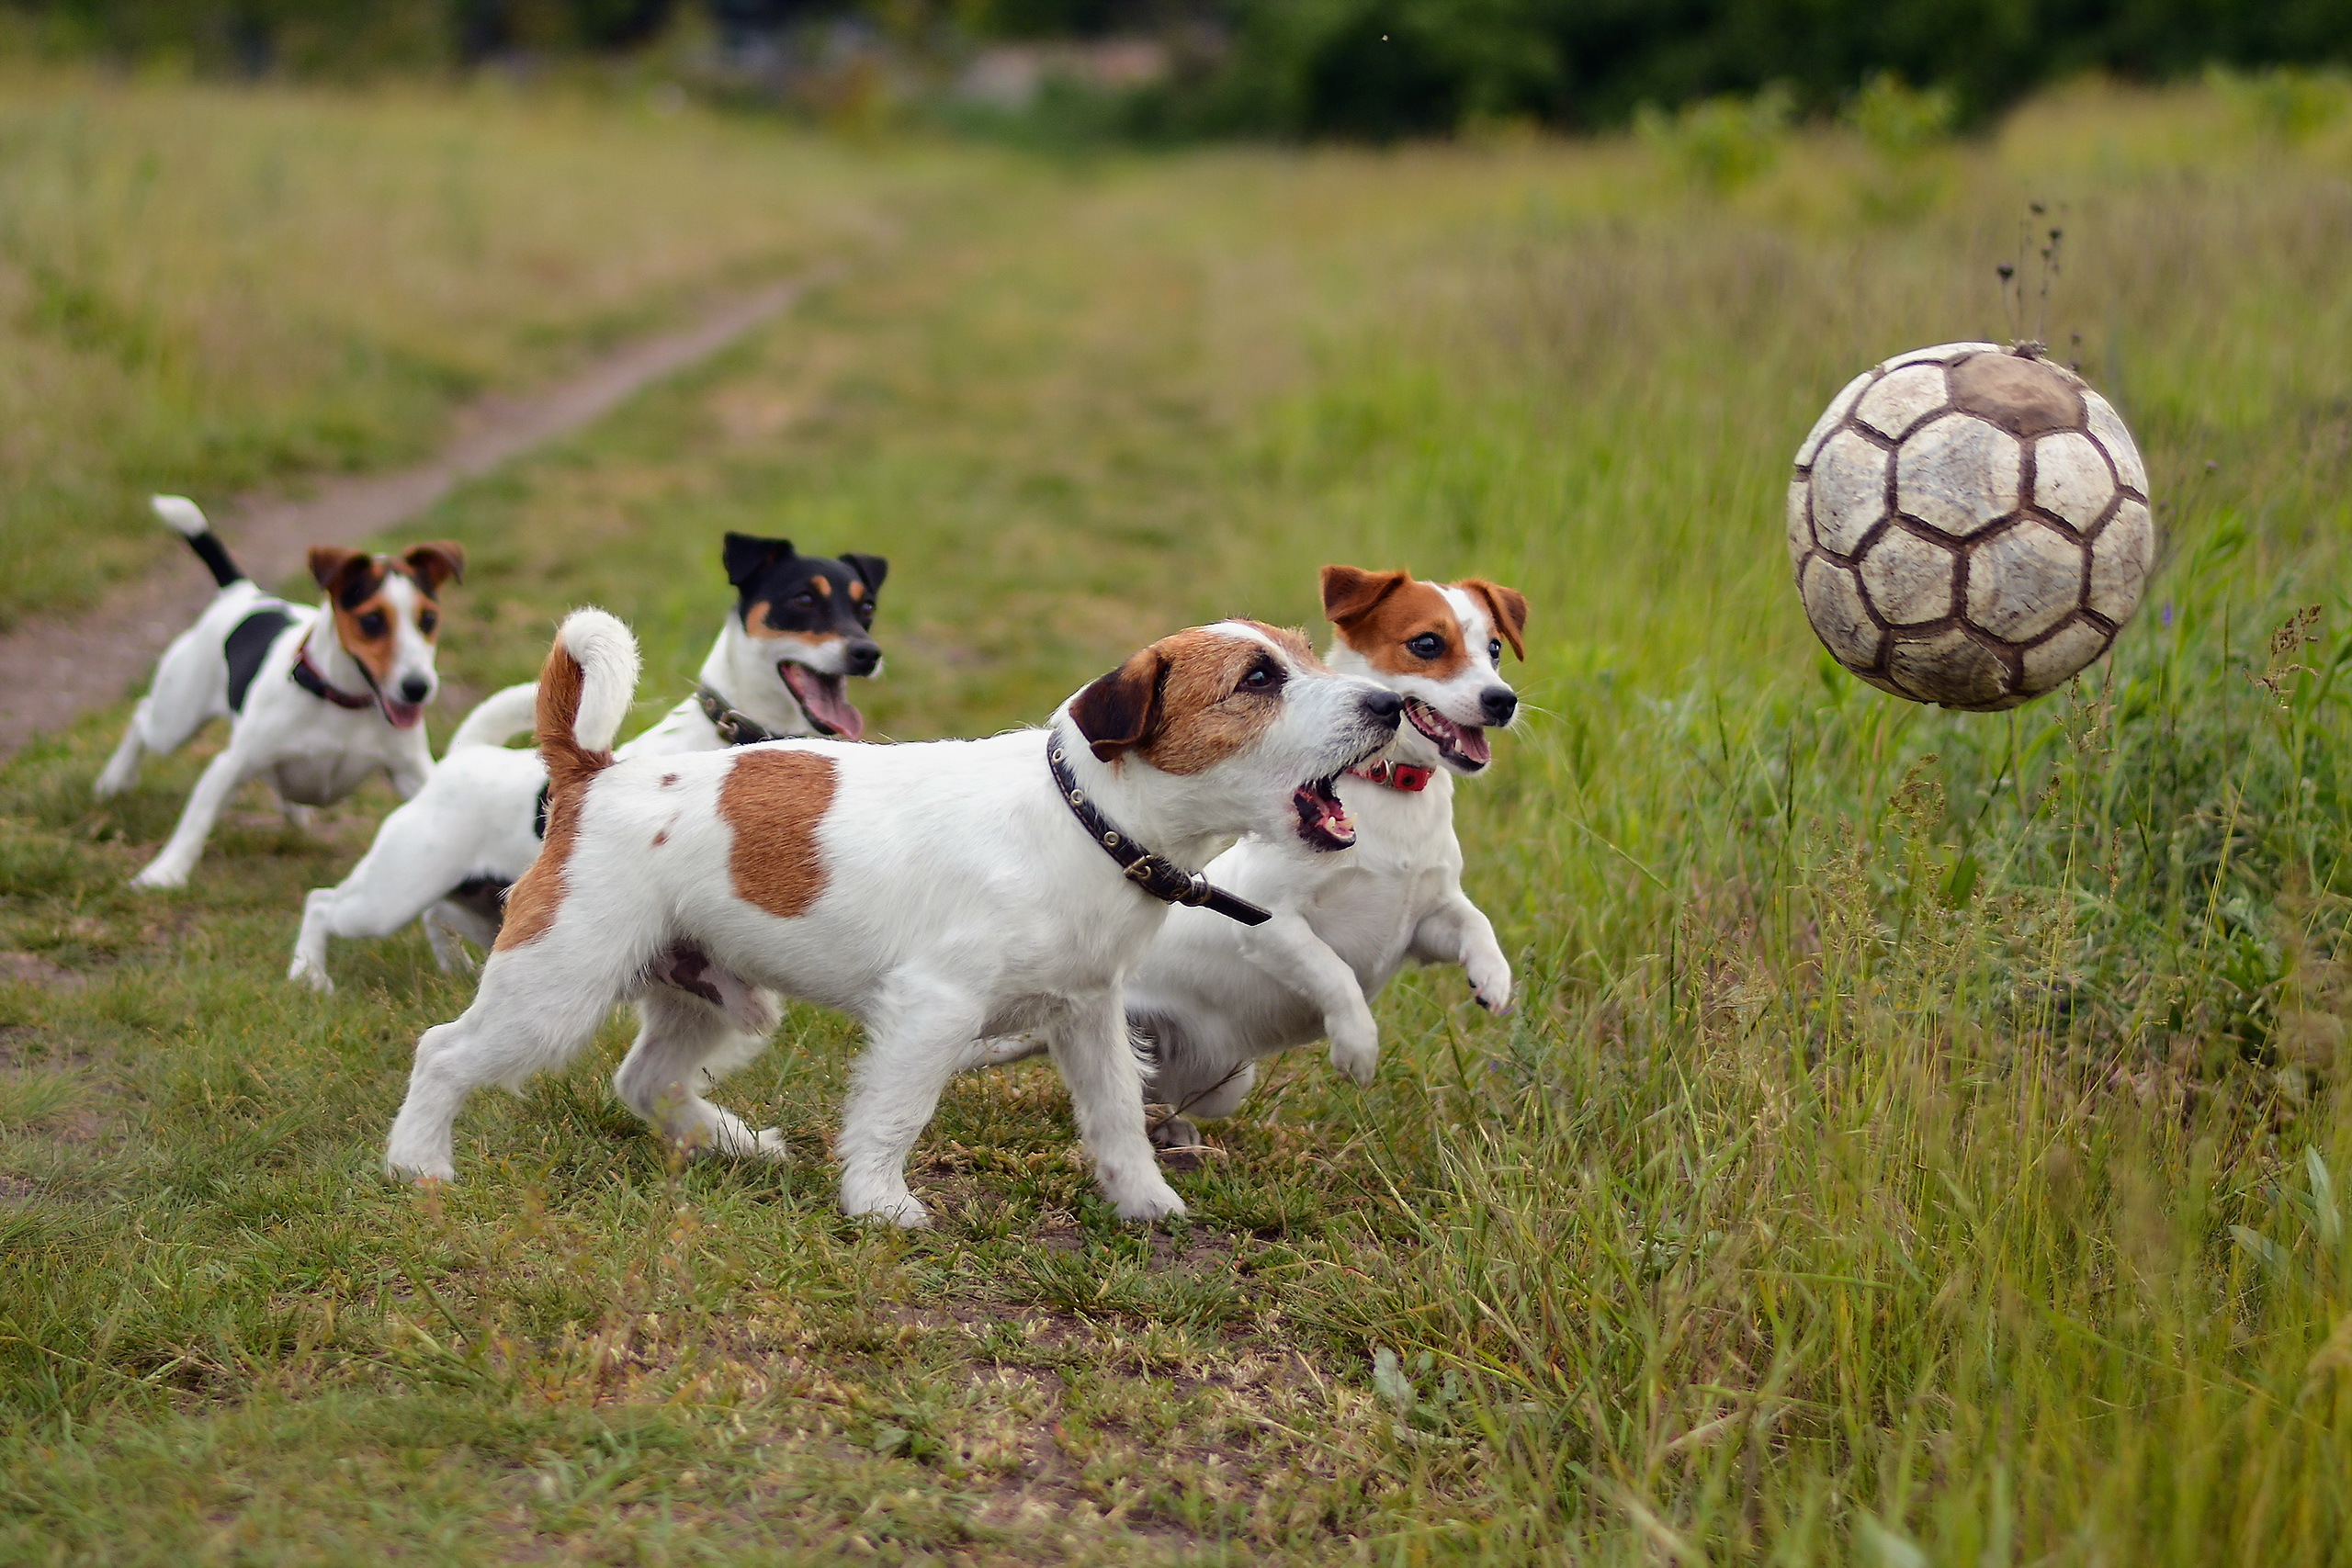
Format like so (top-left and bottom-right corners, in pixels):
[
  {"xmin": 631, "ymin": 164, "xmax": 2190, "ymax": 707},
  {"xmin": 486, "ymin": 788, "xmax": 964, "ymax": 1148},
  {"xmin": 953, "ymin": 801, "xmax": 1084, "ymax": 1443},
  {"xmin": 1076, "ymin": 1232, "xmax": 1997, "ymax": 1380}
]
[{"xmin": 0, "ymin": 277, "xmax": 813, "ymax": 760}]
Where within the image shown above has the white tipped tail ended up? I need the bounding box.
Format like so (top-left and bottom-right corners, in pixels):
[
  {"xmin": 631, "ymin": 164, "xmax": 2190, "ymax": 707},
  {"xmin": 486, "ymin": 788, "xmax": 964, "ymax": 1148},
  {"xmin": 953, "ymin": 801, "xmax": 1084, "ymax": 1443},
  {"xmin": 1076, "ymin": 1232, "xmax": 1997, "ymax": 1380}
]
[
  {"xmin": 150, "ymin": 495, "xmax": 209, "ymax": 536},
  {"xmin": 558, "ymin": 609, "xmax": 639, "ymax": 754},
  {"xmin": 445, "ymin": 682, "xmax": 543, "ymax": 753}
]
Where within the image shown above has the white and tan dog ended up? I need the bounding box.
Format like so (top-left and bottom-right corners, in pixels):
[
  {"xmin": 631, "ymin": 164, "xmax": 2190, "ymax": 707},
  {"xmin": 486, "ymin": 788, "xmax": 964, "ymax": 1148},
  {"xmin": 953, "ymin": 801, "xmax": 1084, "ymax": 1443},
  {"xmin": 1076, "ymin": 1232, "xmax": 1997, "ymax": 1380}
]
[
  {"xmin": 96, "ymin": 497, "xmax": 463, "ymax": 890},
  {"xmin": 287, "ymin": 534, "xmax": 885, "ymax": 990},
  {"xmin": 382, "ymin": 609, "xmax": 1402, "ymax": 1225},
  {"xmin": 988, "ymin": 566, "xmax": 1526, "ymax": 1146}
]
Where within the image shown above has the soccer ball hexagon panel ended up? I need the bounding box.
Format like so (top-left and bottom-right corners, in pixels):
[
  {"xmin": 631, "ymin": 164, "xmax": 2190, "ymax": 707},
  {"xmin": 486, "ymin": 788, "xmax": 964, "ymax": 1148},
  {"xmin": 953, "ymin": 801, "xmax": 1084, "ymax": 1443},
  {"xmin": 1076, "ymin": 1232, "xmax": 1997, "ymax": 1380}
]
[{"xmin": 1788, "ymin": 342, "xmax": 2154, "ymax": 712}]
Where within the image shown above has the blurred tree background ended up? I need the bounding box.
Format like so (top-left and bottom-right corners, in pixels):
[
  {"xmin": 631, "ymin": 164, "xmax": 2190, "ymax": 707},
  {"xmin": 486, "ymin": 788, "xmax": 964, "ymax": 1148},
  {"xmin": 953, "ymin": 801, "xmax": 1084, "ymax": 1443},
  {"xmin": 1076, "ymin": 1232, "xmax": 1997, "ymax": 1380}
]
[{"xmin": 0, "ymin": 0, "xmax": 2346, "ymax": 139}]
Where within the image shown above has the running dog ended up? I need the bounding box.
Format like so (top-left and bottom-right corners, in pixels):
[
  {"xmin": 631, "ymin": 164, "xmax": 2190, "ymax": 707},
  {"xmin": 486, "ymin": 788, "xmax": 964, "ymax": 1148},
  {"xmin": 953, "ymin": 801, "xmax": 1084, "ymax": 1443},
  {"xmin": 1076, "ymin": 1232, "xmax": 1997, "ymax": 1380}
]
[
  {"xmin": 96, "ymin": 497, "xmax": 464, "ymax": 890},
  {"xmin": 985, "ymin": 565, "xmax": 1525, "ymax": 1148},
  {"xmin": 382, "ymin": 609, "xmax": 1402, "ymax": 1226},
  {"xmin": 288, "ymin": 533, "xmax": 885, "ymax": 990}
]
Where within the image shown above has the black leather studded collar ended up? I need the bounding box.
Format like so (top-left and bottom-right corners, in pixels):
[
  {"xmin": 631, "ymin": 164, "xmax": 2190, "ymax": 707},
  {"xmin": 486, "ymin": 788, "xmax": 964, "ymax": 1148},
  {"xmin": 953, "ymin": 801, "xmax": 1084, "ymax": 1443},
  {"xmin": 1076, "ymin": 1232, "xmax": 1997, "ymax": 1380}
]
[
  {"xmin": 695, "ymin": 683, "xmax": 782, "ymax": 747},
  {"xmin": 1046, "ymin": 730, "xmax": 1271, "ymax": 926}
]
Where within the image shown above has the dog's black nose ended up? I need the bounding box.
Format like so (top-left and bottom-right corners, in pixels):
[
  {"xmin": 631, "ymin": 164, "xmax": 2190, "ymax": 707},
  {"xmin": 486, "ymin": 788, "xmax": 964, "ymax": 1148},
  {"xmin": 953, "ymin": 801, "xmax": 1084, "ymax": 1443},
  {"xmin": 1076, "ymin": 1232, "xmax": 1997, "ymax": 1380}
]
[
  {"xmin": 400, "ymin": 675, "xmax": 431, "ymax": 704},
  {"xmin": 1481, "ymin": 687, "xmax": 1518, "ymax": 726},
  {"xmin": 1362, "ymin": 689, "xmax": 1403, "ymax": 726},
  {"xmin": 845, "ymin": 638, "xmax": 882, "ymax": 677}
]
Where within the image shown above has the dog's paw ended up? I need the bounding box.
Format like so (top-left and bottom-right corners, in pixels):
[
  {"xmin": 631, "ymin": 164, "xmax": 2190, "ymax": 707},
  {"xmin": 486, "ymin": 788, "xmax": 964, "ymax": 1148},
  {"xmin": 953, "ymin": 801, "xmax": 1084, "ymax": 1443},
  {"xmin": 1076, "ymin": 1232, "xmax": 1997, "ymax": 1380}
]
[
  {"xmin": 287, "ymin": 956, "xmax": 334, "ymax": 995},
  {"xmin": 1468, "ymin": 953, "xmax": 1514, "ymax": 1016},
  {"xmin": 386, "ymin": 1158, "xmax": 455, "ymax": 1185},
  {"xmin": 714, "ymin": 1123, "xmax": 791, "ymax": 1163},
  {"xmin": 1113, "ymin": 1181, "xmax": 1188, "ymax": 1224},
  {"xmin": 842, "ymin": 1188, "xmax": 931, "ymax": 1229},
  {"xmin": 1329, "ymin": 1018, "xmax": 1380, "ymax": 1085},
  {"xmin": 130, "ymin": 863, "xmax": 188, "ymax": 891}
]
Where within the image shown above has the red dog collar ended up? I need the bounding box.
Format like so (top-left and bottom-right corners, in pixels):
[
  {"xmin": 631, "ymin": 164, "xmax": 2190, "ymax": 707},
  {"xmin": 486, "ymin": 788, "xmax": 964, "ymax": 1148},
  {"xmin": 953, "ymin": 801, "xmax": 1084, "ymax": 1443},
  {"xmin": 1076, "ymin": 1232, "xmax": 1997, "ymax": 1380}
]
[{"xmin": 1349, "ymin": 759, "xmax": 1433, "ymax": 792}]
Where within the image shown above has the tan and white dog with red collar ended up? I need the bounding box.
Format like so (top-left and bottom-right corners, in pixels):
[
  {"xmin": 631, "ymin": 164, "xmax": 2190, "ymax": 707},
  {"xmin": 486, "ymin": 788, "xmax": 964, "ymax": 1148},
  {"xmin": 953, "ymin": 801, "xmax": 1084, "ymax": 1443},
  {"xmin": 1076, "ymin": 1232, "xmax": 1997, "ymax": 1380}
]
[
  {"xmin": 382, "ymin": 608, "xmax": 1402, "ymax": 1226},
  {"xmin": 285, "ymin": 533, "xmax": 885, "ymax": 991},
  {"xmin": 984, "ymin": 566, "xmax": 1527, "ymax": 1147},
  {"xmin": 96, "ymin": 497, "xmax": 463, "ymax": 891}
]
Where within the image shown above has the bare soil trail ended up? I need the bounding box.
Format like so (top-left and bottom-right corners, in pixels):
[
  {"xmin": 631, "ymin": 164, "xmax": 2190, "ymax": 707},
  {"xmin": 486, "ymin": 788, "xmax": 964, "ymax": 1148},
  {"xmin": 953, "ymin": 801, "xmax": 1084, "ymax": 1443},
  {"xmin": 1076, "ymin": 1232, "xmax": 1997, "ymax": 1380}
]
[{"xmin": 0, "ymin": 277, "xmax": 815, "ymax": 759}]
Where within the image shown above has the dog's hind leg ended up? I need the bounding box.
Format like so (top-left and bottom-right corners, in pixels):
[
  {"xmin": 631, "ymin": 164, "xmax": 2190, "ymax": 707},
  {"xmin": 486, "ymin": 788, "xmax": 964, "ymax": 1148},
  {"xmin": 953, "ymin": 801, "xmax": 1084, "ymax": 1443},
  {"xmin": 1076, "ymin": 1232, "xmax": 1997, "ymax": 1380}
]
[
  {"xmin": 613, "ymin": 987, "xmax": 786, "ymax": 1162},
  {"xmin": 384, "ymin": 942, "xmax": 628, "ymax": 1182},
  {"xmin": 421, "ymin": 900, "xmax": 495, "ymax": 975},
  {"xmin": 1050, "ymin": 992, "xmax": 1186, "ymax": 1224},
  {"xmin": 289, "ymin": 809, "xmax": 490, "ymax": 989},
  {"xmin": 94, "ymin": 697, "xmax": 155, "ymax": 799},
  {"xmin": 834, "ymin": 975, "xmax": 988, "ymax": 1227}
]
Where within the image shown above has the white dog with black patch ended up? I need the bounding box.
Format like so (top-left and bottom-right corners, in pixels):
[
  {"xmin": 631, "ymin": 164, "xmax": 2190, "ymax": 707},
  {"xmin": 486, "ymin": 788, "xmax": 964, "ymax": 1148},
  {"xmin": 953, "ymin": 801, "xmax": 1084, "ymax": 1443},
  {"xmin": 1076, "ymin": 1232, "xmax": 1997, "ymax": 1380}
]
[
  {"xmin": 96, "ymin": 497, "xmax": 463, "ymax": 890},
  {"xmin": 287, "ymin": 533, "xmax": 886, "ymax": 990},
  {"xmin": 382, "ymin": 609, "xmax": 1401, "ymax": 1226},
  {"xmin": 985, "ymin": 565, "xmax": 1526, "ymax": 1147}
]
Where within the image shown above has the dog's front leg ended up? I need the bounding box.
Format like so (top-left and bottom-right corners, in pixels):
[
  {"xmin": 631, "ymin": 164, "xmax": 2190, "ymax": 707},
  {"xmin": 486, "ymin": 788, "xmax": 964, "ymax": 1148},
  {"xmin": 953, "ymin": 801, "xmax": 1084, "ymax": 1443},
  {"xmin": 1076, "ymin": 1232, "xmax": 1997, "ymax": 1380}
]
[
  {"xmin": 1238, "ymin": 911, "xmax": 1382, "ymax": 1085},
  {"xmin": 1412, "ymin": 893, "xmax": 1514, "ymax": 1016},
  {"xmin": 130, "ymin": 745, "xmax": 254, "ymax": 888},
  {"xmin": 1050, "ymin": 992, "xmax": 1186, "ymax": 1224}
]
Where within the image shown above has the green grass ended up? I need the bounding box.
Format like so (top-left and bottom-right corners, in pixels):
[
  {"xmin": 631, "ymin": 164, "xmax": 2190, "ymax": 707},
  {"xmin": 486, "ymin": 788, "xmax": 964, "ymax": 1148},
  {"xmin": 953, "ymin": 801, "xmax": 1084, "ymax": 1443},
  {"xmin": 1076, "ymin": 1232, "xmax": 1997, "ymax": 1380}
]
[
  {"xmin": 2, "ymin": 74, "xmax": 2352, "ymax": 1562},
  {"xmin": 0, "ymin": 70, "xmax": 954, "ymax": 627}
]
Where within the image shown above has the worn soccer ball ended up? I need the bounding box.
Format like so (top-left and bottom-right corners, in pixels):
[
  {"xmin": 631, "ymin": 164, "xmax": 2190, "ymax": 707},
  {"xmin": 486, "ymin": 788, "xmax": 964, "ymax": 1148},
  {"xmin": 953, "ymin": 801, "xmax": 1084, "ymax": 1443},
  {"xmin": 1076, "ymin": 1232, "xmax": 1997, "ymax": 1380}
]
[{"xmin": 1787, "ymin": 342, "xmax": 2153, "ymax": 710}]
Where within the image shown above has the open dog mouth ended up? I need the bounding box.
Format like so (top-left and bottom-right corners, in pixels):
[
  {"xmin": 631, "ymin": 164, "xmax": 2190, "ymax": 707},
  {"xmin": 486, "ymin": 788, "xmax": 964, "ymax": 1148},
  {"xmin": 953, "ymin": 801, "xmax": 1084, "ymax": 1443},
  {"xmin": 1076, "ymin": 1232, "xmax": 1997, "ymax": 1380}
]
[
  {"xmin": 1293, "ymin": 774, "xmax": 1356, "ymax": 852},
  {"xmin": 379, "ymin": 698, "xmax": 424, "ymax": 730},
  {"xmin": 1405, "ymin": 696, "xmax": 1490, "ymax": 770},
  {"xmin": 781, "ymin": 662, "xmax": 865, "ymax": 741}
]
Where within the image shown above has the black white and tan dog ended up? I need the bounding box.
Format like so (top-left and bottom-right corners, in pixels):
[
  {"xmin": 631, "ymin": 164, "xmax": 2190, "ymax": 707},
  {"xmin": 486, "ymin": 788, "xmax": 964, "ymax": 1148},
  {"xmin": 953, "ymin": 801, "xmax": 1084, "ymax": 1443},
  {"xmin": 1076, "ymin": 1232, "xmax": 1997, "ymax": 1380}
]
[
  {"xmin": 288, "ymin": 533, "xmax": 885, "ymax": 990},
  {"xmin": 383, "ymin": 607, "xmax": 1402, "ymax": 1226},
  {"xmin": 96, "ymin": 497, "xmax": 464, "ymax": 890}
]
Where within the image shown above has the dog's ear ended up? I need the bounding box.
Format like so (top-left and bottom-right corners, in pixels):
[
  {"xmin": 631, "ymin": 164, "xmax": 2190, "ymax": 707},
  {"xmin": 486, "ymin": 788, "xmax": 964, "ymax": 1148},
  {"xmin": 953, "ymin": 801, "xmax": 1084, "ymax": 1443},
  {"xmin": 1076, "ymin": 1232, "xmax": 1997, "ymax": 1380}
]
[
  {"xmin": 1069, "ymin": 648, "xmax": 1166, "ymax": 762},
  {"xmin": 1458, "ymin": 578, "xmax": 1528, "ymax": 660},
  {"xmin": 401, "ymin": 542, "xmax": 466, "ymax": 596},
  {"xmin": 723, "ymin": 532, "xmax": 793, "ymax": 591},
  {"xmin": 309, "ymin": 547, "xmax": 381, "ymax": 610},
  {"xmin": 840, "ymin": 553, "xmax": 888, "ymax": 593},
  {"xmin": 1319, "ymin": 565, "xmax": 1408, "ymax": 626}
]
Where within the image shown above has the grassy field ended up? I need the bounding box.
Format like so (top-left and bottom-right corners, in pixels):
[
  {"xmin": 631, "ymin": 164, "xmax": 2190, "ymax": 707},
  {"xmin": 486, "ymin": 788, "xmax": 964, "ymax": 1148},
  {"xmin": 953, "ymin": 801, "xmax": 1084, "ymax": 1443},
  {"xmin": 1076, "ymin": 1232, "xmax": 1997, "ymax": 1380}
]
[
  {"xmin": 0, "ymin": 70, "xmax": 950, "ymax": 627},
  {"xmin": 3, "ymin": 75, "xmax": 2352, "ymax": 1563}
]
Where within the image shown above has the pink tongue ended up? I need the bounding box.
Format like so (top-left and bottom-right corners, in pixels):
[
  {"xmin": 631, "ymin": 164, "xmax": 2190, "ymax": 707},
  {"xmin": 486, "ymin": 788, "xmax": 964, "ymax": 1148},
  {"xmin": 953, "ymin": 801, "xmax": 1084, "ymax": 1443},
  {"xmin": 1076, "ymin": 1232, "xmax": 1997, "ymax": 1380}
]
[
  {"xmin": 783, "ymin": 665, "xmax": 865, "ymax": 740},
  {"xmin": 381, "ymin": 700, "xmax": 424, "ymax": 730},
  {"xmin": 1457, "ymin": 727, "xmax": 1491, "ymax": 765}
]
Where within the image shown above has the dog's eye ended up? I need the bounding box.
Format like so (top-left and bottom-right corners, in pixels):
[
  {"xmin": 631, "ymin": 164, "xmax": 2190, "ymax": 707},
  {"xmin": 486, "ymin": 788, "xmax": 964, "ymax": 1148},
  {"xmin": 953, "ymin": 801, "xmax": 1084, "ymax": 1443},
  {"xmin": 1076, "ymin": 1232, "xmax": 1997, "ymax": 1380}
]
[
  {"xmin": 419, "ymin": 610, "xmax": 439, "ymax": 635},
  {"xmin": 1488, "ymin": 638, "xmax": 1502, "ymax": 662},
  {"xmin": 787, "ymin": 592, "xmax": 816, "ymax": 609},
  {"xmin": 1238, "ymin": 661, "xmax": 1281, "ymax": 693},
  {"xmin": 1408, "ymin": 633, "xmax": 1445, "ymax": 660},
  {"xmin": 358, "ymin": 611, "xmax": 388, "ymax": 638},
  {"xmin": 856, "ymin": 602, "xmax": 876, "ymax": 626}
]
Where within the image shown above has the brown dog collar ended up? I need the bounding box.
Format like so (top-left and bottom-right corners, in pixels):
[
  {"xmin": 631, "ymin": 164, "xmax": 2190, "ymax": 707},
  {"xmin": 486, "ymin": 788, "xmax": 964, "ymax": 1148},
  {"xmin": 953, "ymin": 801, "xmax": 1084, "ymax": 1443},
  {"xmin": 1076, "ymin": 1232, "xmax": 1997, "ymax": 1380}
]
[
  {"xmin": 290, "ymin": 649, "xmax": 376, "ymax": 711},
  {"xmin": 1046, "ymin": 732, "xmax": 1271, "ymax": 927}
]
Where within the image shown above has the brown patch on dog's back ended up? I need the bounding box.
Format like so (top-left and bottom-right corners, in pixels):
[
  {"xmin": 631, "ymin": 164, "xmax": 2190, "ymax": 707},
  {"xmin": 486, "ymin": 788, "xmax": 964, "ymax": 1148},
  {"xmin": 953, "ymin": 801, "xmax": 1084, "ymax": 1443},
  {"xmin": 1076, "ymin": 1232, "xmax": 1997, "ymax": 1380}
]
[
  {"xmin": 1321, "ymin": 567, "xmax": 1469, "ymax": 678},
  {"xmin": 719, "ymin": 748, "xmax": 839, "ymax": 919}
]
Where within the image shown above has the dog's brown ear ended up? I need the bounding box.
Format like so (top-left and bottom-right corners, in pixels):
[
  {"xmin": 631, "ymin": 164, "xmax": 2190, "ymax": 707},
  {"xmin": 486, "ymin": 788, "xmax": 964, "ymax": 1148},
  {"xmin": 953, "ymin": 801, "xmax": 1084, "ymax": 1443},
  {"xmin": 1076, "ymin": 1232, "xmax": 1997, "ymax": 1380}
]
[
  {"xmin": 1319, "ymin": 565, "xmax": 1408, "ymax": 626},
  {"xmin": 308, "ymin": 547, "xmax": 380, "ymax": 610},
  {"xmin": 402, "ymin": 542, "xmax": 466, "ymax": 596},
  {"xmin": 1069, "ymin": 647, "xmax": 1166, "ymax": 762},
  {"xmin": 1458, "ymin": 578, "xmax": 1528, "ymax": 660}
]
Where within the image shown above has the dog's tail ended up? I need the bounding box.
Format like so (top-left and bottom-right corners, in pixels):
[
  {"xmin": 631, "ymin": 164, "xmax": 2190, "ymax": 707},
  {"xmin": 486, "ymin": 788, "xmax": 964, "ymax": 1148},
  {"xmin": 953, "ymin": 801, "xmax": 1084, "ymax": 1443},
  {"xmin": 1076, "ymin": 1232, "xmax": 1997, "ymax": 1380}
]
[
  {"xmin": 537, "ymin": 609, "xmax": 639, "ymax": 795},
  {"xmin": 445, "ymin": 682, "xmax": 542, "ymax": 754},
  {"xmin": 151, "ymin": 495, "xmax": 244, "ymax": 590}
]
